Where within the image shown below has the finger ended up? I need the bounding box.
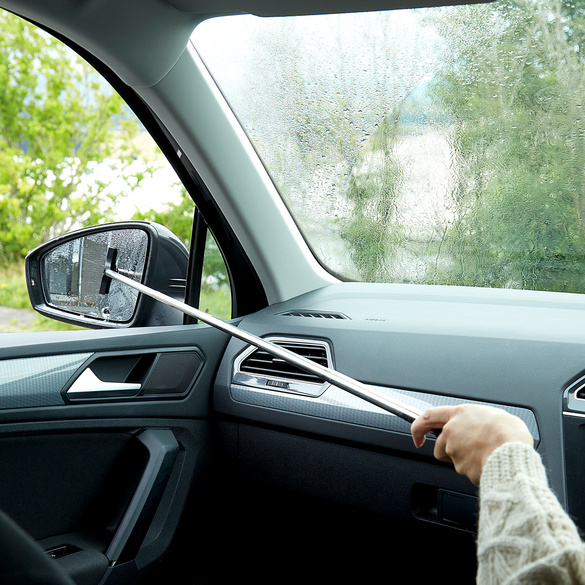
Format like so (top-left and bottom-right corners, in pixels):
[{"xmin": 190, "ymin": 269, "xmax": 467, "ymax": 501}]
[
  {"xmin": 433, "ymin": 431, "xmax": 453, "ymax": 463},
  {"xmin": 411, "ymin": 406, "xmax": 459, "ymax": 448},
  {"xmin": 411, "ymin": 405, "xmax": 456, "ymax": 443}
]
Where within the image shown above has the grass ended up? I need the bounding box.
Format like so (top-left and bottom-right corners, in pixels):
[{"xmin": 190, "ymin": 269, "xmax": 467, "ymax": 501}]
[
  {"xmin": 0, "ymin": 262, "xmax": 232, "ymax": 332},
  {"xmin": 0, "ymin": 263, "xmax": 30, "ymax": 309},
  {"xmin": 1, "ymin": 315, "xmax": 87, "ymax": 333},
  {"xmin": 0, "ymin": 262, "xmax": 85, "ymax": 333},
  {"xmin": 199, "ymin": 285, "xmax": 232, "ymax": 321}
]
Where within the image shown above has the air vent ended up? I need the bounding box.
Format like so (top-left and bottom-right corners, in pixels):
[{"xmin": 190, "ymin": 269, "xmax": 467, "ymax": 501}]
[
  {"xmin": 279, "ymin": 310, "xmax": 349, "ymax": 320},
  {"xmin": 570, "ymin": 377, "xmax": 585, "ymax": 401},
  {"xmin": 233, "ymin": 337, "xmax": 333, "ymax": 397}
]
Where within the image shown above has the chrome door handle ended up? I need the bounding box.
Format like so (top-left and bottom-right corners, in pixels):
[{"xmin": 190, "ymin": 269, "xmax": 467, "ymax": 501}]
[{"xmin": 67, "ymin": 368, "xmax": 142, "ymax": 399}]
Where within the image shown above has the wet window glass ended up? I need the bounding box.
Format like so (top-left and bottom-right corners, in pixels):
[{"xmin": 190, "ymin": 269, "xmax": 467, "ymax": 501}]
[{"xmin": 193, "ymin": 0, "xmax": 585, "ymax": 293}]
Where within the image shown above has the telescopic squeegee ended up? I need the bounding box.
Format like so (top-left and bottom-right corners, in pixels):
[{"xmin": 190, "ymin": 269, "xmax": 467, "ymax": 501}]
[{"xmin": 103, "ymin": 266, "xmax": 425, "ymax": 425}]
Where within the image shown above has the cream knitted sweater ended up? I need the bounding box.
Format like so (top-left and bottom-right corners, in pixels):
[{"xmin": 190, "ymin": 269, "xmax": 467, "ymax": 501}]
[{"xmin": 477, "ymin": 442, "xmax": 585, "ymax": 584}]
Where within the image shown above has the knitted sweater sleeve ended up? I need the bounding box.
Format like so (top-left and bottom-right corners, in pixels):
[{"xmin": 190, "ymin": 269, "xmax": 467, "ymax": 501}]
[{"xmin": 477, "ymin": 442, "xmax": 585, "ymax": 585}]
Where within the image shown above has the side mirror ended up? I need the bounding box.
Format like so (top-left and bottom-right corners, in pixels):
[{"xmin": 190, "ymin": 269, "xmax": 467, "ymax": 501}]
[{"xmin": 25, "ymin": 222, "xmax": 189, "ymax": 329}]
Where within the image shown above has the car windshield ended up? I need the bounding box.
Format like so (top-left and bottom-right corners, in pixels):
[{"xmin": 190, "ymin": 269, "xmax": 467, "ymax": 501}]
[{"xmin": 192, "ymin": 0, "xmax": 585, "ymax": 294}]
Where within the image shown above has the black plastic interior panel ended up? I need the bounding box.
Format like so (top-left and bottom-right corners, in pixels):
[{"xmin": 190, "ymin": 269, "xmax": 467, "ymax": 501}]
[
  {"xmin": 0, "ymin": 418, "xmax": 211, "ymax": 585},
  {"xmin": 106, "ymin": 429, "xmax": 179, "ymax": 565},
  {"xmin": 214, "ymin": 420, "xmax": 478, "ymax": 584},
  {"xmin": 562, "ymin": 414, "xmax": 585, "ymax": 533},
  {"xmin": 142, "ymin": 351, "xmax": 202, "ymax": 396},
  {"xmin": 0, "ymin": 325, "xmax": 226, "ymax": 584},
  {"xmin": 42, "ymin": 535, "xmax": 109, "ymax": 585},
  {"xmin": 0, "ymin": 432, "xmax": 146, "ymax": 542},
  {"xmin": 220, "ymin": 422, "xmax": 476, "ymax": 521}
]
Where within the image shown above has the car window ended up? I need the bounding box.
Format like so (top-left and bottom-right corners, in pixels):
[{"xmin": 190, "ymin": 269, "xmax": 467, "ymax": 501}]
[
  {"xmin": 192, "ymin": 0, "xmax": 585, "ymax": 294},
  {"xmin": 0, "ymin": 9, "xmax": 230, "ymax": 331}
]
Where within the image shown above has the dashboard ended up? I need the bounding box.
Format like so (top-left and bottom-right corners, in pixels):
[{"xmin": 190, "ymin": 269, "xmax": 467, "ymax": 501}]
[{"xmin": 214, "ymin": 282, "xmax": 585, "ymax": 533}]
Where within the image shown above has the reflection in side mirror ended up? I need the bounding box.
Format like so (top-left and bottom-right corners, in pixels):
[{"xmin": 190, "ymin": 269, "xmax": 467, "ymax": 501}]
[
  {"xmin": 41, "ymin": 229, "xmax": 148, "ymax": 323},
  {"xmin": 26, "ymin": 222, "xmax": 189, "ymax": 329}
]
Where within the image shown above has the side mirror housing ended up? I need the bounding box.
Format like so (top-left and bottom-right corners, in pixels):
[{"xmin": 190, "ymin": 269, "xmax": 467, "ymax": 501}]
[{"xmin": 25, "ymin": 222, "xmax": 188, "ymax": 329}]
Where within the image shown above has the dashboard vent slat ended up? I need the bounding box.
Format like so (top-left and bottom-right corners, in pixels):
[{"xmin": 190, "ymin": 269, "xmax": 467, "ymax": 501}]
[
  {"xmin": 279, "ymin": 310, "xmax": 349, "ymax": 320},
  {"xmin": 238, "ymin": 339, "xmax": 331, "ymax": 386}
]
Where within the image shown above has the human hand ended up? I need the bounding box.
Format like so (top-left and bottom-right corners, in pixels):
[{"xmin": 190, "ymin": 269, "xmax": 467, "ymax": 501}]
[{"xmin": 410, "ymin": 404, "xmax": 534, "ymax": 486}]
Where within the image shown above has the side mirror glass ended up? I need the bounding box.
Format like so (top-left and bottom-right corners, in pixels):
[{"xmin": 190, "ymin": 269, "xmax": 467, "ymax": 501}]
[
  {"xmin": 41, "ymin": 229, "xmax": 148, "ymax": 323},
  {"xmin": 26, "ymin": 222, "xmax": 188, "ymax": 329}
]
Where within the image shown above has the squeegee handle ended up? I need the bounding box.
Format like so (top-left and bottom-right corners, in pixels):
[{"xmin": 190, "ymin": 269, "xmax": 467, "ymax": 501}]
[{"xmin": 105, "ymin": 269, "xmax": 423, "ymax": 423}]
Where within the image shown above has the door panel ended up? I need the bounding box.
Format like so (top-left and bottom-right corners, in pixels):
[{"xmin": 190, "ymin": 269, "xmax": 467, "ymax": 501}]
[
  {"xmin": 0, "ymin": 324, "xmax": 230, "ymax": 585},
  {"xmin": 0, "ymin": 326, "xmax": 229, "ymax": 422}
]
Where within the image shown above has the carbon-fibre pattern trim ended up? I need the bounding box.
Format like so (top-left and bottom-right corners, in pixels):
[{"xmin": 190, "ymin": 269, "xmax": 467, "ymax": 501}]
[
  {"xmin": 230, "ymin": 382, "xmax": 540, "ymax": 442},
  {"xmin": 0, "ymin": 354, "xmax": 92, "ymax": 409}
]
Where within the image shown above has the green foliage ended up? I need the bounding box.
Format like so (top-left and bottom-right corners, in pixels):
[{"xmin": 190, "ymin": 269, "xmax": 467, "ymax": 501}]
[
  {"xmin": 132, "ymin": 191, "xmax": 230, "ymax": 291},
  {"xmin": 341, "ymin": 116, "xmax": 404, "ymax": 281},
  {"xmin": 0, "ymin": 12, "xmax": 231, "ymax": 328},
  {"xmin": 132, "ymin": 189, "xmax": 194, "ymax": 247},
  {"xmin": 342, "ymin": 0, "xmax": 585, "ymax": 293},
  {"xmin": 199, "ymin": 286, "xmax": 231, "ymax": 320},
  {"xmin": 0, "ymin": 11, "xmax": 142, "ymax": 264},
  {"xmin": 0, "ymin": 262, "xmax": 29, "ymax": 308},
  {"xmin": 0, "ymin": 262, "xmax": 84, "ymax": 330},
  {"xmin": 428, "ymin": 0, "xmax": 585, "ymax": 293}
]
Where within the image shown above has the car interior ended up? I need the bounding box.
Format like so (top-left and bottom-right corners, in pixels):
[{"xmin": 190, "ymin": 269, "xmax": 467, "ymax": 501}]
[{"xmin": 0, "ymin": 0, "xmax": 583, "ymax": 583}]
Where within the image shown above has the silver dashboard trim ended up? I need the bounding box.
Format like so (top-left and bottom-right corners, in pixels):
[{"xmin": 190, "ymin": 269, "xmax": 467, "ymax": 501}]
[
  {"xmin": 230, "ymin": 381, "xmax": 540, "ymax": 442},
  {"xmin": 563, "ymin": 411, "xmax": 585, "ymax": 418}
]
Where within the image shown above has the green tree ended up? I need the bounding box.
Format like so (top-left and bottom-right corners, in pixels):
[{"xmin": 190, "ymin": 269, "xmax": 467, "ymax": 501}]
[
  {"xmin": 426, "ymin": 0, "xmax": 585, "ymax": 292},
  {"xmin": 0, "ymin": 11, "xmax": 141, "ymax": 264},
  {"xmin": 339, "ymin": 0, "xmax": 585, "ymax": 291},
  {"xmin": 341, "ymin": 115, "xmax": 405, "ymax": 281},
  {"xmin": 133, "ymin": 190, "xmax": 194, "ymax": 247},
  {"xmin": 132, "ymin": 191, "xmax": 229, "ymax": 289}
]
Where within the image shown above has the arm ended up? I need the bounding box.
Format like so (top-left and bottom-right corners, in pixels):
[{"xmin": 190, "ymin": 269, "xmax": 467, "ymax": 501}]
[
  {"xmin": 477, "ymin": 441, "xmax": 585, "ymax": 584},
  {"xmin": 411, "ymin": 405, "xmax": 585, "ymax": 584}
]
